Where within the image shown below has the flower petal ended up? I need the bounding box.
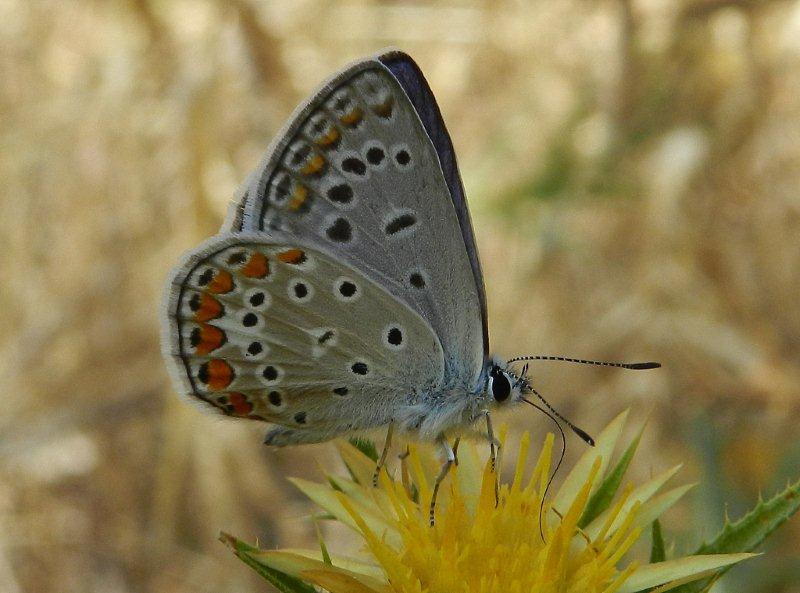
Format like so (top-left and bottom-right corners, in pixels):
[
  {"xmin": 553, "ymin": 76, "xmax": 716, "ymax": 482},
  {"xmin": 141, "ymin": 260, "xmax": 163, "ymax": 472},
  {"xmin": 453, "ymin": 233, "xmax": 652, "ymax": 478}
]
[
  {"xmin": 289, "ymin": 478, "xmax": 401, "ymax": 547},
  {"xmin": 453, "ymin": 441, "xmax": 483, "ymax": 515},
  {"xmin": 251, "ymin": 550, "xmax": 388, "ymax": 593},
  {"xmin": 336, "ymin": 440, "xmax": 379, "ymax": 486},
  {"xmin": 617, "ymin": 553, "xmax": 757, "ymax": 593},
  {"xmin": 553, "ymin": 409, "xmax": 629, "ymax": 513},
  {"xmin": 585, "ymin": 464, "xmax": 682, "ymax": 539},
  {"xmin": 301, "ymin": 569, "xmax": 388, "ymax": 593},
  {"xmin": 280, "ymin": 548, "xmax": 386, "ymax": 580},
  {"xmin": 220, "ymin": 534, "xmax": 317, "ymax": 593},
  {"xmin": 580, "ymin": 419, "xmax": 646, "ymax": 528},
  {"xmin": 632, "ymin": 484, "xmax": 695, "ymax": 531}
]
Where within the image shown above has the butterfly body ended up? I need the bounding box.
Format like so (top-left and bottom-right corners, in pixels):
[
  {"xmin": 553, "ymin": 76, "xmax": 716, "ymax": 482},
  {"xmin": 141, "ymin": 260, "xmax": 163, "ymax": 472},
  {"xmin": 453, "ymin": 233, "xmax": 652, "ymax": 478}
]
[{"xmin": 162, "ymin": 50, "xmax": 526, "ymax": 447}]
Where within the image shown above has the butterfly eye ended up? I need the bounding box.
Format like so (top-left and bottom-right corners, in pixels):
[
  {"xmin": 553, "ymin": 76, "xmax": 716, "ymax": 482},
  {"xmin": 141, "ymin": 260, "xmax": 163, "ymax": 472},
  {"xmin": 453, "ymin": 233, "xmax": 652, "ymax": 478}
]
[{"xmin": 490, "ymin": 368, "xmax": 511, "ymax": 402}]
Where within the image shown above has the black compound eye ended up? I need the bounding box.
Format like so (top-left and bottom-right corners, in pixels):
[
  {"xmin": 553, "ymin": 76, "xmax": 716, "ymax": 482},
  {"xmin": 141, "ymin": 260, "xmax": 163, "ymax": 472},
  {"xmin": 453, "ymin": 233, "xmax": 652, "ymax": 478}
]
[{"xmin": 491, "ymin": 369, "xmax": 511, "ymax": 402}]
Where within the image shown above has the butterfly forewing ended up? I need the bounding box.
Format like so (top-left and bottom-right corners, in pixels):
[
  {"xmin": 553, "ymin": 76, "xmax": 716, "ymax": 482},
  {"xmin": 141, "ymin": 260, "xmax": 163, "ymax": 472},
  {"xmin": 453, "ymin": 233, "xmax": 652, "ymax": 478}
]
[
  {"xmin": 234, "ymin": 53, "xmax": 486, "ymax": 391},
  {"xmin": 164, "ymin": 235, "xmax": 445, "ymax": 437}
]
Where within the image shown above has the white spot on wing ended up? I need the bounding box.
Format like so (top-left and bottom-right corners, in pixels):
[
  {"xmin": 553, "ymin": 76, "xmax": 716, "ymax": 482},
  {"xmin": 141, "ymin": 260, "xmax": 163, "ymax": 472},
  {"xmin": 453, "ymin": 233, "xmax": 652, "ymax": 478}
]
[{"xmin": 309, "ymin": 327, "xmax": 338, "ymax": 359}]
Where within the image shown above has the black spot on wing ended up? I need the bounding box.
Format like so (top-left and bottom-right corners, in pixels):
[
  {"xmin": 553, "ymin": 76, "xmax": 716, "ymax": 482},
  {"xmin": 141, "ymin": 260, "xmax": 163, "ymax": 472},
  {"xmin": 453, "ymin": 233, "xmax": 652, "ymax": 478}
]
[
  {"xmin": 386, "ymin": 213, "xmax": 417, "ymax": 235},
  {"xmin": 318, "ymin": 330, "xmax": 335, "ymax": 344},
  {"xmin": 351, "ymin": 362, "xmax": 368, "ymax": 375},
  {"xmin": 338, "ymin": 281, "xmax": 357, "ymax": 298},
  {"xmin": 327, "ymin": 184, "xmax": 353, "ymax": 204},
  {"xmin": 409, "ymin": 272, "xmax": 426, "ymax": 289},
  {"xmin": 395, "ymin": 149, "xmax": 411, "ymax": 166},
  {"xmin": 387, "ymin": 327, "xmax": 403, "ymax": 345},
  {"xmin": 342, "ymin": 157, "xmax": 366, "ymax": 176},
  {"xmin": 366, "ymin": 147, "xmax": 385, "ymax": 165},
  {"xmin": 326, "ymin": 218, "xmax": 352, "ymax": 242}
]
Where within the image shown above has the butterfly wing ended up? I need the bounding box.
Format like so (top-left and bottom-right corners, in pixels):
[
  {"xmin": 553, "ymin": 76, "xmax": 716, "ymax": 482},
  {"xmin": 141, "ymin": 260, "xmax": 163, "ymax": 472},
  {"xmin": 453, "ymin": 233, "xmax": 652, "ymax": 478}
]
[
  {"xmin": 162, "ymin": 234, "xmax": 445, "ymax": 444},
  {"xmin": 378, "ymin": 51, "xmax": 488, "ymax": 354},
  {"xmin": 231, "ymin": 50, "xmax": 487, "ymax": 390}
]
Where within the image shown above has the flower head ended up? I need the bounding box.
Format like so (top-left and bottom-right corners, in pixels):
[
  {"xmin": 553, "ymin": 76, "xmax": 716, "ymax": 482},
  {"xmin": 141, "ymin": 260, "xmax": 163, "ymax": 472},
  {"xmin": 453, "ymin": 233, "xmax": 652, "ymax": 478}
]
[{"xmin": 224, "ymin": 411, "xmax": 754, "ymax": 593}]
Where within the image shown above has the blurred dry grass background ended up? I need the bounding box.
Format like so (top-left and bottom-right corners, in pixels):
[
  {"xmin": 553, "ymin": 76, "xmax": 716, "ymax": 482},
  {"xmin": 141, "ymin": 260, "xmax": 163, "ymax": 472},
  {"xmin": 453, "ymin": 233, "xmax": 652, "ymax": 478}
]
[{"xmin": 2, "ymin": 0, "xmax": 800, "ymax": 591}]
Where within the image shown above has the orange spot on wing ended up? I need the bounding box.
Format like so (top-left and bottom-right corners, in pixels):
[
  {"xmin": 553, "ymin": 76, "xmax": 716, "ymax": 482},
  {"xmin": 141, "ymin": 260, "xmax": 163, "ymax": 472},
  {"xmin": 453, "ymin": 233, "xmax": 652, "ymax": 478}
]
[
  {"xmin": 277, "ymin": 248, "xmax": 306, "ymax": 265},
  {"xmin": 339, "ymin": 107, "xmax": 363, "ymax": 126},
  {"xmin": 301, "ymin": 153, "xmax": 326, "ymax": 176},
  {"xmin": 200, "ymin": 359, "xmax": 234, "ymax": 391},
  {"xmin": 208, "ymin": 270, "xmax": 233, "ymax": 294},
  {"xmin": 287, "ymin": 185, "xmax": 309, "ymax": 211},
  {"xmin": 241, "ymin": 252, "xmax": 269, "ymax": 278},
  {"xmin": 228, "ymin": 392, "xmax": 254, "ymax": 416},
  {"xmin": 316, "ymin": 126, "xmax": 340, "ymax": 148},
  {"xmin": 194, "ymin": 324, "xmax": 227, "ymax": 355},
  {"xmin": 373, "ymin": 97, "xmax": 394, "ymax": 118},
  {"xmin": 193, "ymin": 293, "xmax": 223, "ymax": 322}
]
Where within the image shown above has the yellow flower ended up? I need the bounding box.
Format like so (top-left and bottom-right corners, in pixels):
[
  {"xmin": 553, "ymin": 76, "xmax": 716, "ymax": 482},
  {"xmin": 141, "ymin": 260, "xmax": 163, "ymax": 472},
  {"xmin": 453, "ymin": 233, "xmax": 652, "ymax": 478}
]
[{"xmin": 224, "ymin": 411, "xmax": 754, "ymax": 593}]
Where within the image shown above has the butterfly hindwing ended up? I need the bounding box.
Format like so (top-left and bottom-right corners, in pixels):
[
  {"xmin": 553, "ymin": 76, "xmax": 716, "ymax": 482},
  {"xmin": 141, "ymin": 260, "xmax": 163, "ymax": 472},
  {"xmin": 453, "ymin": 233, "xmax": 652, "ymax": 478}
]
[
  {"xmin": 162, "ymin": 234, "xmax": 445, "ymax": 441},
  {"xmin": 232, "ymin": 51, "xmax": 487, "ymax": 391}
]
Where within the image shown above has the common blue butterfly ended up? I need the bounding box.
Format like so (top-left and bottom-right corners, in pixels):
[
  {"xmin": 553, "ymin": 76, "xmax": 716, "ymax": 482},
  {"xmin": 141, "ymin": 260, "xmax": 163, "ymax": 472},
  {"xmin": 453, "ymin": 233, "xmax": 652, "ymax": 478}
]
[{"xmin": 161, "ymin": 50, "xmax": 659, "ymax": 522}]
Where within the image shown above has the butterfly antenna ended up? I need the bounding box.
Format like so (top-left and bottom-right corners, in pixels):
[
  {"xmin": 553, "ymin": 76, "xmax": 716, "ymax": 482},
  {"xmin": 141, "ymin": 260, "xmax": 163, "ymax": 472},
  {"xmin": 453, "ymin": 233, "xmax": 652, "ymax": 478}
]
[
  {"xmin": 520, "ymin": 383, "xmax": 595, "ymax": 447},
  {"xmin": 521, "ymin": 396, "xmax": 566, "ymax": 543},
  {"xmin": 507, "ymin": 355, "xmax": 661, "ymax": 371}
]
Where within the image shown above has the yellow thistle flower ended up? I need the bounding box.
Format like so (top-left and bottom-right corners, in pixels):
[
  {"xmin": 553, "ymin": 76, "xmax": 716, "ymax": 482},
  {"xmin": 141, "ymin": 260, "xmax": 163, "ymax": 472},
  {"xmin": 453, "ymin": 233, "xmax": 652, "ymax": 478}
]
[{"xmin": 224, "ymin": 411, "xmax": 755, "ymax": 593}]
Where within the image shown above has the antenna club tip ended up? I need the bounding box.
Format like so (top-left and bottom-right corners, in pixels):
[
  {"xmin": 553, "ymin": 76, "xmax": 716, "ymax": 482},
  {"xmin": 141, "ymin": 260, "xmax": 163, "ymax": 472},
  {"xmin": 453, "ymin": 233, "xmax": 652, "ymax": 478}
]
[
  {"xmin": 630, "ymin": 362, "xmax": 661, "ymax": 370},
  {"xmin": 573, "ymin": 426, "xmax": 595, "ymax": 447}
]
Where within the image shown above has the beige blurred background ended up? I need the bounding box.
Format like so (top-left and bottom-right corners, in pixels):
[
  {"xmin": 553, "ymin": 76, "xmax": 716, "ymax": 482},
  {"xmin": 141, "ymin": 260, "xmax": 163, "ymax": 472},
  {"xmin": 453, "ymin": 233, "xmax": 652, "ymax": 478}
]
[{"xmin": 2, "ymin": 0, "xmax": 800, "ymax": 591}]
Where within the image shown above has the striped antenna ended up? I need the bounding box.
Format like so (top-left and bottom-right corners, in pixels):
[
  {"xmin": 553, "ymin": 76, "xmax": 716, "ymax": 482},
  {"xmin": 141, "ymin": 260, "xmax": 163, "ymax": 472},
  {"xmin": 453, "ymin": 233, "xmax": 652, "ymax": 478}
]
[{"xmin": 507, "ymin": 355, "xmax": 661, "ymax": 370}]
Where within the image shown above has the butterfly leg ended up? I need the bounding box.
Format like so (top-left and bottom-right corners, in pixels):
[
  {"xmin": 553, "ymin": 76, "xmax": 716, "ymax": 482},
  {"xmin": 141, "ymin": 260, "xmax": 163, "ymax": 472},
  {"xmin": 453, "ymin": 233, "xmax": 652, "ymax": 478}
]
[
  {"xmin": 429, "ymin": 435, "xmax": 456, "ymax": 527},
  {"xmin": 372, "ymin": 423, "xmax": 395, "ymax": 487},
  {"xmin": 484, "ymin": 410, "xmax": 502, "ymax": 506},
  {"xmin": 398, "ymin": 445, "xmax": 415, "ymax": 498},
  {"xmin": 452, "ymin": 436, "xmax": 461, "ymax": 467}
]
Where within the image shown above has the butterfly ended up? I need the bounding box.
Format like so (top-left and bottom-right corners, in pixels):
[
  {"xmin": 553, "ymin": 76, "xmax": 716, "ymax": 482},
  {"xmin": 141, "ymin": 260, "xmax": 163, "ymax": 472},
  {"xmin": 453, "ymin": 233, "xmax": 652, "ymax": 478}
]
[{"xmin": 161, "ymin": 50, "xmax": 659, "ymax": 523}]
